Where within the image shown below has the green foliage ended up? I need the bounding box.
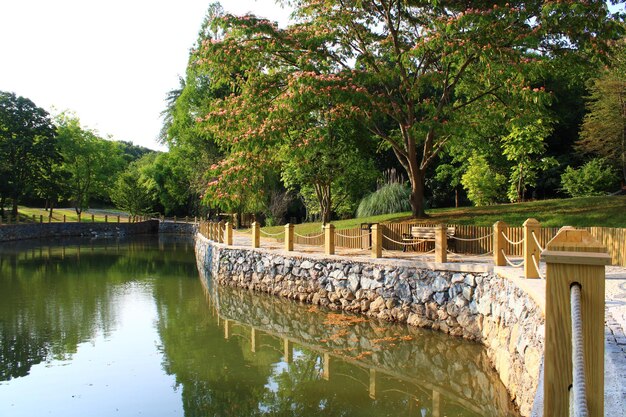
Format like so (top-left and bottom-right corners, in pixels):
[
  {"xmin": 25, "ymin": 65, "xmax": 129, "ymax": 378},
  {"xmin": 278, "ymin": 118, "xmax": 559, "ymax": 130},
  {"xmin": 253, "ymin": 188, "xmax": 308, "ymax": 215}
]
[
  {"xmin": 461, "ymin": 154, "xmax": 507, "ymax": 206},
  {"xmin": 560, "ymin": 158, "xmax": 619, "ymax": 197},
  {"xmin": 55, "ymin": 112, "xmax": 125, "ymax": 214},
  {"xmin": 577, "ymin": 41, "xmax": 626, "ymax": 182},
  {"xmin": 0, "ymin": 91, "xmax": 57, "ymax": 214},
  {"xmin": 110, "ymin": 160, "xmax": 156, "ymax": 216},
  {"xmin": 356, "ymin": 183, "xmax": 411, "ymax": 218},
  {"xmin": 501, "ymin": 119, "xmax": 557, "ymax": 202}
]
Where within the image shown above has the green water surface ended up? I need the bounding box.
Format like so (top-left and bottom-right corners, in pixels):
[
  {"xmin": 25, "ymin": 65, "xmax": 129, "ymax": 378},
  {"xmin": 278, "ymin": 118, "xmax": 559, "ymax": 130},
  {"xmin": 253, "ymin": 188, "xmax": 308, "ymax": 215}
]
[{"xmin": 0, "ymin": 236, "xmax": 519, "ymax": 417}]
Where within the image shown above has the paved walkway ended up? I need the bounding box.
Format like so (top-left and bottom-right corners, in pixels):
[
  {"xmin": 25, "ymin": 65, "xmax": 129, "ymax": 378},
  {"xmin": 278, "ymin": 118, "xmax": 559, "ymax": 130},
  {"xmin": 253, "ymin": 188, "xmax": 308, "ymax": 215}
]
[{"xmin": 230, "ymin": 231, "xmax": 626, "ymax": 414}]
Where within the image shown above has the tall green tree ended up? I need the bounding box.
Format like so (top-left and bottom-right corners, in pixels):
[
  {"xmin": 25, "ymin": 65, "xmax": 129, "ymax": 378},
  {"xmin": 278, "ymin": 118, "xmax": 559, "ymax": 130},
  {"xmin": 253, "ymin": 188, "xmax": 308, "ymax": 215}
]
[
  {"xmin": 578, "ymin": 41, "xmax": 626, "ymax": 183},
  {"xmin": 55, "ymin": 112, "xmax": 124, "ymax": 214},
  {"xmin": 0, "ymin": 91, "xmax": 57, "ymax": 216},
  {"xmin": 197, "ymin": 0, "xmax": 623, "ymax": 218}
]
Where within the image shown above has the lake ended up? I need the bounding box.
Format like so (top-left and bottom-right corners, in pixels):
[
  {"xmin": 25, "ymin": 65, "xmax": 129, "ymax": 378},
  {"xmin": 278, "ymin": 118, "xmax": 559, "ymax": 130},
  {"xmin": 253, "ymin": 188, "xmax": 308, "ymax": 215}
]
[{"xmin": 0, "ymin": 236, "xmax": 519, "ymax": 416}]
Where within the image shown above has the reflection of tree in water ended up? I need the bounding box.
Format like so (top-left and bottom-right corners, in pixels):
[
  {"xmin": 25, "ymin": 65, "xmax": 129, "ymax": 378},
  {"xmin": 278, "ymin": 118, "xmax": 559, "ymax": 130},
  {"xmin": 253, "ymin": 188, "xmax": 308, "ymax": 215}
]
[
  {"xmin": 152, "ymin": 269, "xmax": 275, "ymax": 417},
  {"xmin": 0, "ymin": 237, "xmax": 195, "ymax": 382}
]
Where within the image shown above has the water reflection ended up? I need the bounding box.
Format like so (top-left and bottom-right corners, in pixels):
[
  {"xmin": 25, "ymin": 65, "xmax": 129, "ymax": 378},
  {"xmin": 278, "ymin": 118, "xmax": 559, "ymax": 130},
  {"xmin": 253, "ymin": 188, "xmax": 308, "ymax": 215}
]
[
  {"xmin": 0, "ymin": 237, "xmax": 519, "ymax": 417},
  {"xmin": 194, "ymin": 271, "xmax": 518, "ymax": 417}
]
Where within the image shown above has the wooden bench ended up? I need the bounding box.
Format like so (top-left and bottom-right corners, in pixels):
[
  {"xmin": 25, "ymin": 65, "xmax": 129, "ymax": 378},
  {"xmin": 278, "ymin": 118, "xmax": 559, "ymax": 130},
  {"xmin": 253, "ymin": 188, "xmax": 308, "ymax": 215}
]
[{"xmin": 402, "ymin": 226, "xmax": 456, "ymax": 252}]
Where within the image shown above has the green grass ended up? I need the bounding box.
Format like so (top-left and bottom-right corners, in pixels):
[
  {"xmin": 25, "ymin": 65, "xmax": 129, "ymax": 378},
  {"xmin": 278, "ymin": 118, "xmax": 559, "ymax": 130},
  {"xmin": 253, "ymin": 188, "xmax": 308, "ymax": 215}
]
[
  {"xmin": 258, "ymin": 195, "xmax": 626, "ymax": 233},
  {"xmin": 3, "ymin": 207, "xmax": 131, "ymax": 223}
]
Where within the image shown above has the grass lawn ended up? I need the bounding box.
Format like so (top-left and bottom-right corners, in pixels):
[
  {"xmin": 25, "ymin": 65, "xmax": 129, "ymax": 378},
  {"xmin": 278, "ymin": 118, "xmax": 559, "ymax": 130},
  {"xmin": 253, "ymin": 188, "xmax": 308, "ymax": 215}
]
[
  {"xmin": 259, "ymin": 195, "xmax": 626, "ymax": 234},
  {"xmin": 3, "ymin": 207, "xmax": 130, "ymax": 223}
]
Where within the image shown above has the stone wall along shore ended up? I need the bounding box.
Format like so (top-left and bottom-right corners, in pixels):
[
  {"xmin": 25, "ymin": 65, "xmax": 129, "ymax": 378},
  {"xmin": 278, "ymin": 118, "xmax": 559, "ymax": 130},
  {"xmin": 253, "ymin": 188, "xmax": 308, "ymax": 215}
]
[
  {"xmin": 0, "ymin": 220, "xmax": 159, "ymax": 242},
  {"xmin": 195, "ymin": 235, "xmax": 544, "ymax": 417}
]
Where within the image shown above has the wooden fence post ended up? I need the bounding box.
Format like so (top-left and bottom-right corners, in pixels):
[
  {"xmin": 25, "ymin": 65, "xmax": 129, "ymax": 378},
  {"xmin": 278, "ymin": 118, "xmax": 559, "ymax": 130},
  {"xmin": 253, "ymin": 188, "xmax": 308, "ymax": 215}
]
[
  {"xmin": 116, "ymin": 215, "xmax": 120, "ymax": 223},
  {"xmin": 324, "ymin": 224, "xmax": 335, "ymax": 255},
  {"xmin": 185, "ymin": 216, "xmax": 189, "ymax": 224},
  {"xmin": 225, "ymin": 222, "xmax": 233, "ymax": 245},
  {"xmin": 371, "ymin": 224, "xmax": 382, "ymax": 258},
  {"xmin": 493, "ymin": 220, "xmax": 508, "ymax": 266},
  {"xmin": 542, "ymin": 228, "xmax": 610, "ymax": 417},
  {"xmin": 105, "ymin": 215, "xmax": 108, "ymax": 223},
  {"xmin": 63, "ymin": 215, "xmax": 66, "ymax": 223},
  {"xmin": 39, "ymin": 215, "xmax": 43, "ymax": 224},
  {"xmin": 174, "ymin": 216, "xmax": 177, "ymax": 224},
  {"xmin": 218, "ymin": 220, "xmax": 225, "ymax": 243},
  {"xmin": 252, "ymin": 222, "xmax": 260, "ymax": 248},
  {"xmin": 78, "ymin": 213, "xmax": 81, "ymax": 223},
  {"xmin": 32, "ymin": 214, "xmax": 36, "ymax": 223},
  {"xmin": 523, "ymin": 218, "xmax": 541, "ymax": 278},
  {"xmin": 285, "ymin": 223, "xmax": 294, "ymax": 251},
  {"xmin": 91, "ymin": 214, "xmax": 95, "ymax": 223},
  {"xmin": 435, "ymin": 224, "xmax": 447, "ymax": 263}
]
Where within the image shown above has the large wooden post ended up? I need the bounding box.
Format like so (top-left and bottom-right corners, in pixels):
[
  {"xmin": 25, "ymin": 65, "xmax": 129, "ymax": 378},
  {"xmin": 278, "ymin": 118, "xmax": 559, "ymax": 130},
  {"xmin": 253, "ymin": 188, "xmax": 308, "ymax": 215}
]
[
  {"xmin": 542, "ymin": 228, "xmax": 610, "ymax": 417},
  {"xmin": 523, "ymin": 218, "xmax": 541, "ymax": 278},
  {"xmin": 285, "ymin": 223, "xmax": 294, "ymax": 252},
  {"xmin": 435, "ymin": 224, "xmax": 447, "ymax": 263},
  {"xmin": 493, "ymin": 220, "xmax": 507, "ymax": 266},
  {"xmin": 252, "ymin": 222, "xmax": 260, "ymax": 248},
  {"xmin": 324, "ymin": 224, "xmax": 335, "ymax": 255},
  {"xmin": 218, "ymin": 220, "xmax": 225, "ymax": 243},
  {"xmin": 225, "ymin": 222, "xmax": 233, "ymax": 245},
  {"xmin": 371, "ymin": 224, "xmax": 382, "ymax": 258},
  {"xmin": 250, "ymin": 327, "xmax": 258, "ymax": 353}
]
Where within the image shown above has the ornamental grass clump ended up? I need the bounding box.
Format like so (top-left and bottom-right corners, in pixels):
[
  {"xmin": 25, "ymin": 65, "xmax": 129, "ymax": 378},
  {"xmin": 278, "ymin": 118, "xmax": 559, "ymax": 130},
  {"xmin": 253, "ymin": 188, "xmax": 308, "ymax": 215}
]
[{"xmin": 357, "ymin": 170, "xmax": 411, "ymax": 218}]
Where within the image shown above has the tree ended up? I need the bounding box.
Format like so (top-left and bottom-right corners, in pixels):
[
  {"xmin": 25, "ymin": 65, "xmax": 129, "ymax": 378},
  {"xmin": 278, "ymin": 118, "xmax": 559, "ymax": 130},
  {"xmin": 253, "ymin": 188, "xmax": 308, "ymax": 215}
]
[
  {"xmin": 0, "ymin": 91, "xmax": 57, "ymax": 216},
  {"xmin": 578, "ymin": 41, "xmax": 626, "ymax": 183},
  {"xmin": 461, "ymin": 153, "xmax": 507, "ymax": 206},
  {"xmin": 196, "ymin": 1, "xmax": 623, "ymax": 218},
  {"xmin": 110, "ymin": 162, "xmax": 155, "ymax": 217},
  {"xmin": 55, "ymin": 112, "xmax": 124, "ymax": 214}
]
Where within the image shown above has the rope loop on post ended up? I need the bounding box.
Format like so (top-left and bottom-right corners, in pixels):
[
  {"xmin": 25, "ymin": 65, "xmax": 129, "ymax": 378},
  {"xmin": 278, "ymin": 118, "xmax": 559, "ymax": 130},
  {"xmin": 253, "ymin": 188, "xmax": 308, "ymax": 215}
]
[
  {"xmin": 500, "ymin": 231, "xmax": 524, "ymax": 245},
  {"xmin": 260, "ymin": 230, "xmax": 286, "ymax": 237},
  {"xmin": 531, "ymin": 230, "xmax": 545, "ymax": 252},
  {"xmin": 450, "ymin": 233, "xmax": 493, "ymax": 242},
  {"xmin": 500, "ymin": 249, "xmax": 525, "ymax": 267},
  {"xmin": 294, "ymin": 232, "xmax": 324, "ymax": 239},
  {"xmin": 570, "ymin": 283, "xmax": 589, "ymax": 417},
  {"xmin": 531, "ymin": 253, "xmax": 545, "ymax": 280}
]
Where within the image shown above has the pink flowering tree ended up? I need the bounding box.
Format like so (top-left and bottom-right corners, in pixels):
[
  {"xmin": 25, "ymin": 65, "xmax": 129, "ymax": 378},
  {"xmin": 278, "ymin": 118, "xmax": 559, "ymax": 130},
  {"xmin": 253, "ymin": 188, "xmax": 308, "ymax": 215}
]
[{"xmin": 195, "ymin": 0, "xmax": 623, "ymax": 218}]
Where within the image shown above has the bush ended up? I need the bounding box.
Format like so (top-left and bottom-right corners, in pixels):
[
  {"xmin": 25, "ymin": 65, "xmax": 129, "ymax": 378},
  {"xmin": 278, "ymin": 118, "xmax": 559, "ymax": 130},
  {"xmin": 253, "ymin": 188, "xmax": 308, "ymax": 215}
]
[
  {"xmin": 461, "ymin": 154, "xmax": 507, "ymax": 206},
  {"xmin": 356, "ymin": 183, "xmax": 411, "ymax": 217},
  {"xmin": 560, "ymin": 158, "xmax": 619, "ymax": 197}
]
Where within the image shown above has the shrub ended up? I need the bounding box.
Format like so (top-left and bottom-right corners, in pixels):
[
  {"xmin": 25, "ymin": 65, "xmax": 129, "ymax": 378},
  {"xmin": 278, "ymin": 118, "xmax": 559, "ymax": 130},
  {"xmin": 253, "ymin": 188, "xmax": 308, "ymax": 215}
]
[
  {"xmin": 356, "ymin": 182, "xmax": 411, "ymax": 217},
  {"xmin": 560, "ymin": 158, "xmax": 619, "ymax": 197},
  {"xmin": 461, "ymin": 153, "xmax": 507, "ymax": 206}
]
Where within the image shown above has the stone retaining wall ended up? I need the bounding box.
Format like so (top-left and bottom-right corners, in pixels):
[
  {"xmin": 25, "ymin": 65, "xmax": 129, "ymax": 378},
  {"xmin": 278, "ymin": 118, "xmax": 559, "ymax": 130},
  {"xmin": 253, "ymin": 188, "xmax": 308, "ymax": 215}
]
[
  {"xmin": 196, "ymin": 235, "xmax": 544, "ymax": 417},
  {"xmin": 0, "ymin": 220, "xmax": 159, "ymax": 242},
  {"xmin": 158, "ymin": 221, "xmax": 197, "ymax": 235}
]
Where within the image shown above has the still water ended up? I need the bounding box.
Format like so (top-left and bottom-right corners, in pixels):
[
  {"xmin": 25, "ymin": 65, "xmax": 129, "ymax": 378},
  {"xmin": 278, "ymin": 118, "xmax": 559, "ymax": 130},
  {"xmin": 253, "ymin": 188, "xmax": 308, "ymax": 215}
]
[{"xmin": 0, "ymin": 236, "xmax": 519, "ymax": 417}]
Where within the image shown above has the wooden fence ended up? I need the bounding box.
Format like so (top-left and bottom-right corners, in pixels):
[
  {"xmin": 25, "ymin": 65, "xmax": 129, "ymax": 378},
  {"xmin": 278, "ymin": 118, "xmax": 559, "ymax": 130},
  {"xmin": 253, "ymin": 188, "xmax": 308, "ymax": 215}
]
[{"xmin": 210, "ymin": 220, "xmax": 626, "ymax": 267}]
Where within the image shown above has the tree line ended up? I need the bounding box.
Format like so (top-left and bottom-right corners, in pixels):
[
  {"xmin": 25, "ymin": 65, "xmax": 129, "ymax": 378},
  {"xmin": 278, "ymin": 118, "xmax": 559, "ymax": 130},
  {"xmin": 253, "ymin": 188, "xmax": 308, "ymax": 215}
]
[{"xmin": 0, "ymin": 92, "xmax": 194, "ymax": 218}]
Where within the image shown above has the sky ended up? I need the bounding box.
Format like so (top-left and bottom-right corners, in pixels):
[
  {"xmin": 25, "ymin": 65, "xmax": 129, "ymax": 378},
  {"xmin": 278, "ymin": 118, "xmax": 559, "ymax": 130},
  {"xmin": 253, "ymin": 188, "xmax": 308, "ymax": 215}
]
[{"xmin": 0, "ymin": 0, "xmax": 292, "ymax": 151}]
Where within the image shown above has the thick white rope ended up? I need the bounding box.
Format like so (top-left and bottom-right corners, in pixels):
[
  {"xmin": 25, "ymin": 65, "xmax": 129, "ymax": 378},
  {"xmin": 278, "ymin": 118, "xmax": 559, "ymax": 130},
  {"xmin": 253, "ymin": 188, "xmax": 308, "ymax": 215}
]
[
  {"xmin": 570, "ymin": 284, "xmax": 589, "ymax": 417},
  {"xmin": 335, "ymin": 232, "xmax": 368, "ymax": 239},
  {"xmin": 501, "ymin": 249, "xmax": 525, "ymax": 268},
  {"xmin": 531, "ymin": 253, "xmax": 545, "ymax": 280},
  {"xmin": 294, "ymin": 232, "xmax": 324, "ymax": 239},
  {"xmin": 260, "ymin": 230, "xmax": 286, "ymax": 237},
  {"xmin": 451, "ymin": 233, "xmax": 494, "ymax": 242},
  {"xmin": 531, "ymin": 230, "xmax": 545, "ymax": 252},
  {"xmin": 500, "ymin": 231, "xmax": 524, "ymax": 245},
  {"xmin": 382, "ymin": 234, "xmax": 431, "ymax": 246}
]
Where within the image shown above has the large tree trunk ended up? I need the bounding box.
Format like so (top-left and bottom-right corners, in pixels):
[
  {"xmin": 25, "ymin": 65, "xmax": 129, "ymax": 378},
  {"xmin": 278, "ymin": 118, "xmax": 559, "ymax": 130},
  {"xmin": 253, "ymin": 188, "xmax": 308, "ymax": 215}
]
[
  {"xmin": 315, "ymin": 183, "xmax": 332, "ymax": 224},
  {"xmin": 408, "ymin": 172, "xmax": 427, "ymax": 218}
]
